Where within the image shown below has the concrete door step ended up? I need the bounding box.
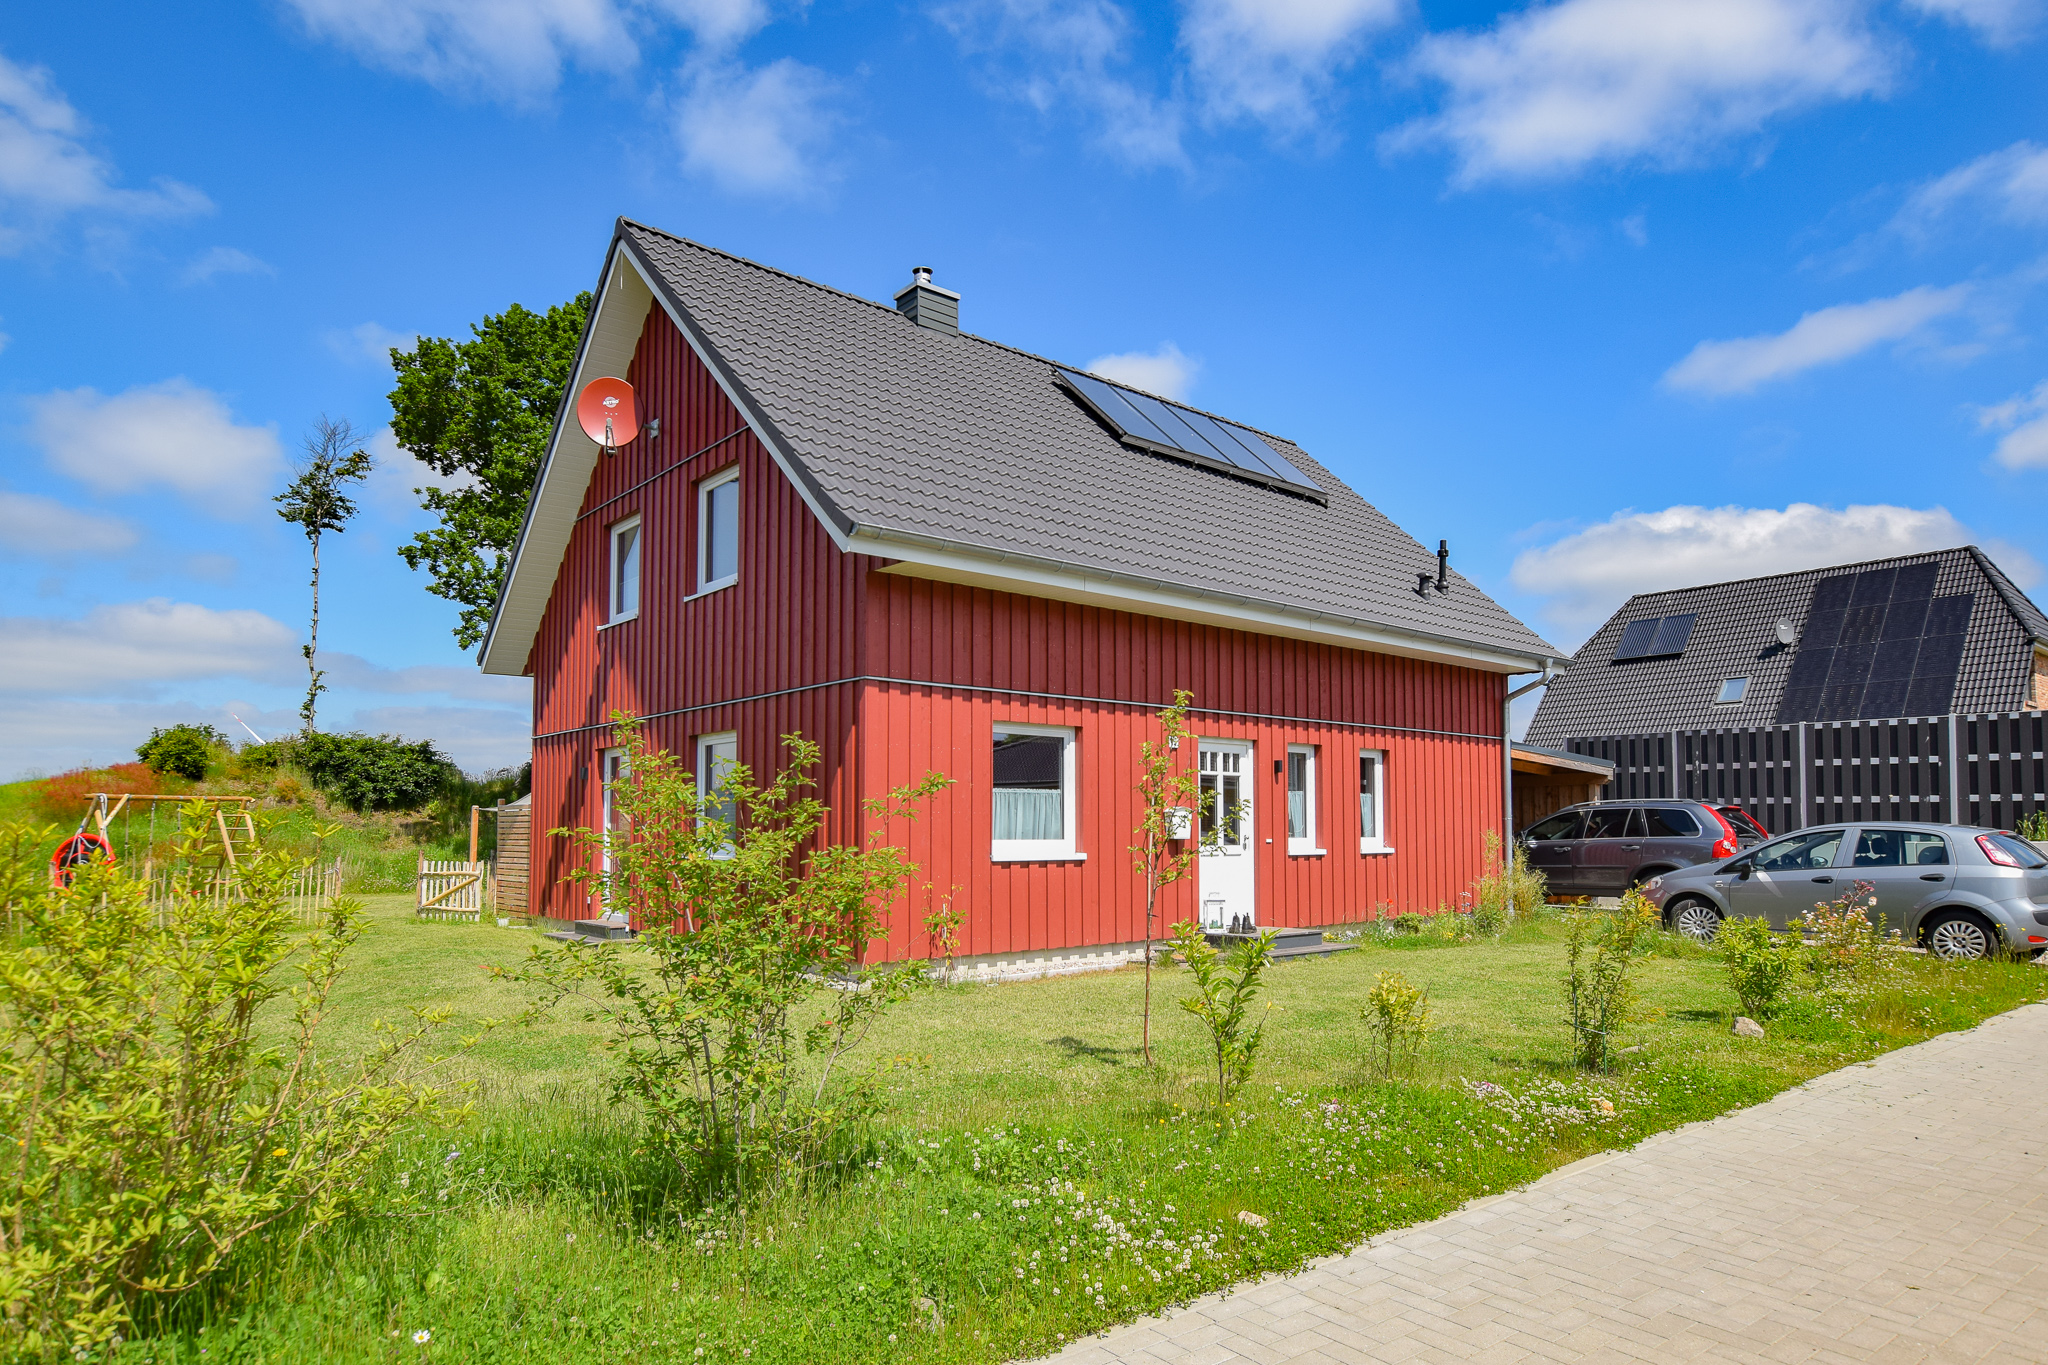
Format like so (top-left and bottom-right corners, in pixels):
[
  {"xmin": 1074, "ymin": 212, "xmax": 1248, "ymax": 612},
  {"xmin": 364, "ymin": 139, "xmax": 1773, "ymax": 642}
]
[{"xmin": 544, "ymin": 917, "xmax": 636, "ymax": 944}]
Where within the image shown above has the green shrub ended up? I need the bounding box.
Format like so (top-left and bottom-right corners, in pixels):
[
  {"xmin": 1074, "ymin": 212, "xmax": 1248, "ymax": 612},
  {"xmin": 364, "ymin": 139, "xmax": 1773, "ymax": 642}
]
[
  {"xmin": 1169, "ymin": 922, "xmax": 1276, "ymax": 1105},
  {"xmin": 293, "ymin": 732, "xmax": 454, "ymax": 812},
  {"xmin": 1718, "ymin": 914, "xmax": 1799, "ymax": 1020},
  {"xmin": 507, "ymin": 720, "xmax": 946, "ymax": 1194},
  {"xmin": 1361, "ymin": 969, "xmax": 1433, "ymax": 1077},
  {"xmin": 1471, "ymin": 830, "xmax": 1544, "ymax": 937},
  {"xmin": 1562, "ymin": 891, "xmax": 1658, "ymax": 1071},
  {"xmin": 0, "ymin": 805, "xmax": 468, "ymax": 1359},
  {"xmin": 1391, "ymin": 912, "xmax": 1425, "ymax": 935},
  {"xmin": 1795, "ymin": 881, "xmax": 1899, "ymax": 994},
  {"xmin": 135, "ymin": 724, "xmax": 227, "ymax": 781},
  {"xmin": 234, "ymin": 740, "xmax": 293, "ymax": 774},
  {"xmin": 2018, "ymin": 810, "xmax": 2048, "ymax": 841}
]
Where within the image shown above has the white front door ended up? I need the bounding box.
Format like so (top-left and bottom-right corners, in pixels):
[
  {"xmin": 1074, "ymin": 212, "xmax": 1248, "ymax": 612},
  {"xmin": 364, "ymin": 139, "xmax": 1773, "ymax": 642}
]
[{"xmin": 1198, "ymin": 740, "xmax": 1255, "ymax": 932}]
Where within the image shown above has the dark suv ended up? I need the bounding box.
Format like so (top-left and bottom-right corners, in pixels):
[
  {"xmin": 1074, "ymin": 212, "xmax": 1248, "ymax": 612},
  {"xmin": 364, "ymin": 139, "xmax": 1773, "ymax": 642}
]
[{"xmin": 1518, "ymin": 800, "xmax": 1770, "ymax": 896}]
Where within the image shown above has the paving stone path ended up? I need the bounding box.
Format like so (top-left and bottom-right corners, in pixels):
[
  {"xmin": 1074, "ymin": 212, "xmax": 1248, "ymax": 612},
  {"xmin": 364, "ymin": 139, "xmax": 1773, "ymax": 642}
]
[{"xmin": 1049, "ymin": 1003, "xmax": 2048, "ymax": 1365}]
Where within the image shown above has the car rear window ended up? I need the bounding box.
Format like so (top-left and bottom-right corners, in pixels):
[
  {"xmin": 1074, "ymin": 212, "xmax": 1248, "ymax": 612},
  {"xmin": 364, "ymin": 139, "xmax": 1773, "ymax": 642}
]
[
  {"xmin": 1716, "ymin": 806, "xmax": 1768, "ymax": 838},
  {"xmin": 1644, "ymin": 808, "xmax": 1700, "ymax": 838},
  {"xmin": 1981, "ymin": 832, "xmax": 2048, "ymax": 868}
]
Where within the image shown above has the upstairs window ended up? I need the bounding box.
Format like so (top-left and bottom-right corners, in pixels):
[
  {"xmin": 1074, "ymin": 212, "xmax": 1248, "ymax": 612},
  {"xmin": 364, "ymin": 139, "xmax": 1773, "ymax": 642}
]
[
  {"xmin": 608, "ymin": 515, "xmax": 641, "ymax": 624},
  {"xmin": 699, "ymin": 467, "xmax": 740, "ymax": 593},
  {"xmin": 1286, "ymin": 745, "xmax": 1319, "ymax": 854},
  {"xmin": 1358, "ymin": 749, "xmax": 1388, "ymax": 852},
  {"xmin": 992, "ymin": 725, "xmax": 1077, "ymax": 860}
]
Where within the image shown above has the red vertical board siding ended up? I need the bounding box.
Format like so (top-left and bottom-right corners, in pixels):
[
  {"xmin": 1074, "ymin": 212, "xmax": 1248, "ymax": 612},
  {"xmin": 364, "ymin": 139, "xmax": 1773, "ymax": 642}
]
[
  {"xmin": 525, "ymin": 306, "xmax": 1509, "ymax": 946},
  {"xmin": 526, "ymin": 305, "xmax": 872, "ymax": 921}
]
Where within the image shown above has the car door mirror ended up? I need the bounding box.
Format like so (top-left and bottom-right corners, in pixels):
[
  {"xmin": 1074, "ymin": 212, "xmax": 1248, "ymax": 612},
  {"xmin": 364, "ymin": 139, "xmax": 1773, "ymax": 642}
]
[{"xmin": 1733, "ymin": 860, "xmax": 1753, "ymax": 880}]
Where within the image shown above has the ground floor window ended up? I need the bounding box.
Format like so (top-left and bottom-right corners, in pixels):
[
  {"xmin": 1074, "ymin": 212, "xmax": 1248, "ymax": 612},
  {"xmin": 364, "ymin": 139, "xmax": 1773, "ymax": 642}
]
[
  {"xmin": 695, "ymin": 731, "xmax": 738, "ymax": 841},
  {"xmin": 1359, "ymin": 749, "xmax": 1388, "ymax": 852},
  {"xmin": 1287, "ymin": 744, "xmax": 1321, "ymax": 854},
  {"xmin": 601, "ymin": 746, "xmax": 628, "ymax": 874},
  {"xmin": 993, "ymin": 724, "xmax": 1078, "ymax": 860}
]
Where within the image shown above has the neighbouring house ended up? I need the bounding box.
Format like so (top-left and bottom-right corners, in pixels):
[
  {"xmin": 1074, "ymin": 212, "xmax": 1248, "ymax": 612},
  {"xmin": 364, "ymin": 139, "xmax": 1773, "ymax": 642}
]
[
  {"xmin": 478, "ymin": 219, "xmax": 1563, "ymax": 973},
  {"xmin": 1524, "ymin": 547, "xmax": 2048, "ymax": 836}
]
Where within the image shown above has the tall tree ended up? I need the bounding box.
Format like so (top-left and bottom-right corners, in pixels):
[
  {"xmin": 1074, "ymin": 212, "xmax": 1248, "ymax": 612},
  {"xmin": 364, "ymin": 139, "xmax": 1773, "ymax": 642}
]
[
  {"xmin": 388, "ymin": 293, "xmax": 592, "ymax": 650},
  {"xmin": 275, "ymin": 417, "xmax": 373, "ymax": 733}
]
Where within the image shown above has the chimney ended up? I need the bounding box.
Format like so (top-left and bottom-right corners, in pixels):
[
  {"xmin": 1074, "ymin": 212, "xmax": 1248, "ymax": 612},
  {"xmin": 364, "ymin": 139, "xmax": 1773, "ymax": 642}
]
[{"xmin": 894, "ymin": 265, "xmax": 960, "ymax": 335}]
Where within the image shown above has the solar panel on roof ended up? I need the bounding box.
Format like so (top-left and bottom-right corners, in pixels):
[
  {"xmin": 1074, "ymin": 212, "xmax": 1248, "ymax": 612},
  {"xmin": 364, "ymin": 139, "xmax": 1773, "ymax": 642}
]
[
  {"xmin": 1612, "ymin": 618, "xmax": 1660, "ymax": 661},
  {"xmin": 1925, "ymin": 593, "xmax": 1974, "ymax": 636},
  {"xmin": 1648, "ymin": 613, "xmax": 1697, "ymax": 656},
  {"xmin": 1774, "ymin": 572, "xmax": 1975, "ymax": 724},
  {"xmin": 1057, "ymin": 368, "xmax": 1327, "ymax": 502},
  {"xmin": 1892, "ymin": 560, "xmax": 1939, "ymax": 600},
  {"xmin": 1810, "ymin": 575, "xmax": 1856, "ymax": 614},
  {"xmin": 1851, "ymin": 567, "xmax": 1897, "ymax": 605}
]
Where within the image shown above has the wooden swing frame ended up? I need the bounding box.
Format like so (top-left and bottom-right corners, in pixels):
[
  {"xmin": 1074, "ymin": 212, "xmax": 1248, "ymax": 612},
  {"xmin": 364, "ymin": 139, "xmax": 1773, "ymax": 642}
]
[{"xmin": 79, "ymin": 793, "xmax": 260, "ymax": 869}]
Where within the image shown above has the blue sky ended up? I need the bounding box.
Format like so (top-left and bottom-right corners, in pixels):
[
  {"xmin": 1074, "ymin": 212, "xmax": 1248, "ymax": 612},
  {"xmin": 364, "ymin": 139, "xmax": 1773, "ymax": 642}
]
[{"xmin": 2, "ymin": 0, "xmax": 2045, "ymax": 779}]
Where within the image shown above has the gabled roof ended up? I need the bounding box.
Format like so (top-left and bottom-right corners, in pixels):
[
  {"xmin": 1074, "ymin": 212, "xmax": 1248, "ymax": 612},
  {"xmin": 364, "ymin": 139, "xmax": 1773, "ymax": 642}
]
[
  {"xmin": 1524, "ymin": 546, "xmax": 2048, "ymax": 746},
  {"xmin": 480, "ymin": 219, "xmax": 1561, "ymax": 676}
]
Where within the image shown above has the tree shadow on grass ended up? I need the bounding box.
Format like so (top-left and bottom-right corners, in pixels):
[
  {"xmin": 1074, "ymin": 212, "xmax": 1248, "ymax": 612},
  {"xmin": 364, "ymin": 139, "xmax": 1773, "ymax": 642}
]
[
  {"xmin": 1673, "ymin": 1008, "xmax": 1725, "ymax": 1024},
  {"xmin": 1047, "ymin": 1035, "xmax": 1142, "ymax": 1066}
]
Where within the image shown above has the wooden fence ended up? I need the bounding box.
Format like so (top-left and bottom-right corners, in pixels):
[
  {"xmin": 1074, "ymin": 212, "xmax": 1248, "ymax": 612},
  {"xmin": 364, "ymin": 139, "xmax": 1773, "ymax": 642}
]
[
  {"xmin": 1559, "ymin": 707, "xmax": 2048, "ymax": 834},
  {"xmin": 417, "ymin": 858, "xmax": 492, "ymax": 922},
  {"xmin": 142, "ymin": 859, "xmax": 341, "ymax": 926}
]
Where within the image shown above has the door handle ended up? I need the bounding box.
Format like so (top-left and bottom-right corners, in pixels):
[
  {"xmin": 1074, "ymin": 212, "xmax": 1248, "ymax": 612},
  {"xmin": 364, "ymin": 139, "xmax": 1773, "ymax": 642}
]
[
  {"xmin": 1622, "ymin": 844, "xmax": 1641, "ymax": 850},
  {"xmin": 1811, "ymin": 876, "xmax": 1833, "ymax": 884},
  {"xmin": 1920, "ymin": 873, "xmax": 1947, "ymax": 881}
]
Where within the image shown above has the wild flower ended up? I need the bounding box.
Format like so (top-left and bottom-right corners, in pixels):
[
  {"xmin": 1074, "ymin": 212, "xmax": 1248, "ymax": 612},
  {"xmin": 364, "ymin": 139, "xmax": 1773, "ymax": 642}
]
[{"xmin": 412, "ymin": 1329, "xmax": 432, "ymax": 1345}]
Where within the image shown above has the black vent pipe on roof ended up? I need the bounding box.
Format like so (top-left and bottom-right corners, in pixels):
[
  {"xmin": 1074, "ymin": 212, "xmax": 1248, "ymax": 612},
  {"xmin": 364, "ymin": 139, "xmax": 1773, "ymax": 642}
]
[
  {"xmin": 1416, "ymin": 540, "xmax": 1451, "ymax": 597},
  {"xmin": 894, "ymin": 266, "xmax": 960, "ymax": 335}
]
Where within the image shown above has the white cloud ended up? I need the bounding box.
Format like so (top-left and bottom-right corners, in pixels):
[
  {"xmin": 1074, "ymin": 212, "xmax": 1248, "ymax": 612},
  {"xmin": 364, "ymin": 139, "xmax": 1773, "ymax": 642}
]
[
  {"xmin": 1511, "ymin": 503, "xmax": 1983, "ymax": 634},
  {"xmin": 673, "ymin": 57, "xmax": 838, "ymax": 195},
  {"xmin": 1661, "ymin": 284, "xmax": 1967, "ymax": 395},
  {"xmin": 0, "ymin": 492, "xmax": 138, "ymax": 559},
  {"xmin": 1977, "ymin": 379, "xmax": 2048, "ymax": 469},
  {"xmin": 1390, "ymin": 0, "xmax": 1890, "ymax": 184},
  {"xmin": 1902, "ymin": 0, "xmax": 2041, "ymax": 44},
  {"xmin": 1180, "ymin": 0, "xmax": 1404, "ymax": 131},
  {"xmin": 282, "ymin": 0, "xmax": 775, "ymax": 99},
  {"xmin": 324, "ymin": 653, "xmax": 533, "ymax": 705},
  {"xmin": 0, "ymin": 599, "xmax": 299, "ymax": 698},
  {"xmin": 280, "ymin": 0, "xmax": 636, "ymax": 100},
  {"xmin": 1085, "ymin": 342, "xmax": 1200, "ymax": 399},
  {"xmin": 181, "ymin": 246, "xmax": 275, "ymax": 284},
  {"xmin": 0, "ymin": 49, "xmax": 209, "ymax": 252},
  {"xmin": 27, "ymin": 379, "xmax": 283, "ymax": 512},
  {"xmin": 936, "ymin": 0, "xmax": 1187, "ymax": 169},
  {"xmin": 1892, "ymin": 141, "xmax": 2048, "ymax": 239},
  {"xmin": 325, "ymin": 320, "xmax": 420, "ymax": 366}
]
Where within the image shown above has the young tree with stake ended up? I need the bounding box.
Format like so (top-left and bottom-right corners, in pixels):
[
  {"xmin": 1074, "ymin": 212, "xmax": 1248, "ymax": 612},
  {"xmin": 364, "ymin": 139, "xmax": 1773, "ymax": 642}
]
[
  {"xmin": 275, "ymin": 417, "xmax": 373, "ymax": 733},
  {"xmin": 1130, "ymin": 690, "xmax": 1216, "ymax": 1066}
]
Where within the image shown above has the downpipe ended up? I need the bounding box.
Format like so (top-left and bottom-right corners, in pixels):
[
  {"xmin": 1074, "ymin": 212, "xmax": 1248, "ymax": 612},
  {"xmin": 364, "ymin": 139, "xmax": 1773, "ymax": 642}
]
[{"xmin": 1503, "ymin": 663, "xmax": 1563, "ymax": 852}]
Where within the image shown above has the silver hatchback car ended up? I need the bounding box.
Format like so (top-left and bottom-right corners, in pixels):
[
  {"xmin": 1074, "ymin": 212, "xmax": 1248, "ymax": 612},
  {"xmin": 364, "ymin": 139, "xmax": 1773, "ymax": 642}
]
[{"xmin": 1642, "ymin": 823, "xmax": 2048, "ymax": 959}]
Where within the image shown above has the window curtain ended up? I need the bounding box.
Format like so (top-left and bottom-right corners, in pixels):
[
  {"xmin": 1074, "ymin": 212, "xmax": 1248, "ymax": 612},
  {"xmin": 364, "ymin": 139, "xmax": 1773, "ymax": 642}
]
[
  {"xmin": 1287, "ymin": 790, "xmax": 1307, "ymax": 839},
  {"xmin": 993, "ymin": 789, "xmax": 1064, "ymax": 841}
]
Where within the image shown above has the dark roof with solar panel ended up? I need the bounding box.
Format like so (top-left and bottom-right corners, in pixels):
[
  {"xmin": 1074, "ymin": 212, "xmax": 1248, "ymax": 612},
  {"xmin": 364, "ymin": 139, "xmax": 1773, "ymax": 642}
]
[
  {"xmin": 590, "ymin": 220, "xmax": 1559, "ymax": 666},
  {"xmin": 1524, "ymin": 546, "xmax": 2048, "ymax": 747}
]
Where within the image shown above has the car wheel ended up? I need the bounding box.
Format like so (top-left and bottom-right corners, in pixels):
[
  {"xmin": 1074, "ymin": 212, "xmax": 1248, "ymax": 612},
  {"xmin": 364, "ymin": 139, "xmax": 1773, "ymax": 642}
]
[
  {"xmin": 1670, "ymin": 897, "xmax": 1723, "ymax": 943},
  {"xmin": 1922, "ymin": 911, "xmax": 1997, "ymax": 961}
]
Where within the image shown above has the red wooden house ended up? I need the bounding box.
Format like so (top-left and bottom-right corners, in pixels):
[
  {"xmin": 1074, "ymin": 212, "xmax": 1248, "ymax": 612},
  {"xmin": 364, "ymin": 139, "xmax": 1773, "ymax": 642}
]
[{"xmin": 479, "ymin": 220, "xmax": 1563, "ymax": 974}]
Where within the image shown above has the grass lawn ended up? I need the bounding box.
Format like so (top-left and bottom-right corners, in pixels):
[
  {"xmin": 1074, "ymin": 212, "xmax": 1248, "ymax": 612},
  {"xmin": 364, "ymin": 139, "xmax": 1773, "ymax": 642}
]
[{"xmin": 118, "ymin": 893, "xmax": 2048, "ymax": 1365}]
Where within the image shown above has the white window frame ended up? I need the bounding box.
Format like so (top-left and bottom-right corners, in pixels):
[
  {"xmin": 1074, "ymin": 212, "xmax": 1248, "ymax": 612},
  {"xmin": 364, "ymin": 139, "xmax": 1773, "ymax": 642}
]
[
  {"xmin": 1286, "ymin": 744, "xmax": 1323, "ymax": 856},
  {"xmin": 1358, "ymin": 748, "xmax": 1393, "ymax": 855},
  {"xmin": 606, "ymin": 514, "xmax": 642, "ymax": 626},
  {"xmin": 991, "ymin": 722, "xmax": 1082, "ymax": 862},
  {"xmin": 600, "ymin": 746, "xmax": 629, "ymax": 874},
  {"xmin": 695, "ymin": 731, "xmax": 738, "ymax": 857},
  {"xmin": 696, "ymin": 466, "xmax": 740, "ymax": 596}
]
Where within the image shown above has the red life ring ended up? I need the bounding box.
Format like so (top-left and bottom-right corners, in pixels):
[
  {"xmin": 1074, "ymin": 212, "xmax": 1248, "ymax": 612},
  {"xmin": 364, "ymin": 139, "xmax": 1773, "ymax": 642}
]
[{"xmin": 50, "ymin": 832, "xmax": 115, "ymax": 888}]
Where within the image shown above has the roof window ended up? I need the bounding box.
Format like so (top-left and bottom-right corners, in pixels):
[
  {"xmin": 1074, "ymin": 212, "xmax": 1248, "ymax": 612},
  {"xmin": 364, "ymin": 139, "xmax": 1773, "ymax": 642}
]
[
  {"xmin": 1058, "ymin": 368, "xmax": 1327, "ymax": 503},
  {"xmin": 1714, "ymin": 677, "xmax": 1749, "ymax": 704}
]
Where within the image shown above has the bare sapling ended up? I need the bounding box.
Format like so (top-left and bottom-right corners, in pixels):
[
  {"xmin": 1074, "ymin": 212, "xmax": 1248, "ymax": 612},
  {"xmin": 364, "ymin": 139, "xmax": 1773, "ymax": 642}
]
[
  {"xmin": 274, "ymin": 416, "xmax": 374, "ymax": 733},
  {"xmin": 1130, "ymin": 691, "xmax": 1217, "ymax": 1066}
]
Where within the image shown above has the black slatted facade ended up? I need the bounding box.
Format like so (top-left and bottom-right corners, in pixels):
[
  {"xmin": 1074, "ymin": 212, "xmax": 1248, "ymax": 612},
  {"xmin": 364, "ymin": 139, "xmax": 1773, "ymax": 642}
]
[{"xmin": 1560, "ymin": 709, "xmax": 2048, "ymax": 833}]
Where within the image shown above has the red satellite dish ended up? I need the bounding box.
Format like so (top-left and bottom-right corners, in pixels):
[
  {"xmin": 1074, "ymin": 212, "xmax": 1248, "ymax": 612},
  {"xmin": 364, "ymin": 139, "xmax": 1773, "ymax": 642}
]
[{"xmin": 576, "ymin": 377, "xmax": 637, "ymax": 454}]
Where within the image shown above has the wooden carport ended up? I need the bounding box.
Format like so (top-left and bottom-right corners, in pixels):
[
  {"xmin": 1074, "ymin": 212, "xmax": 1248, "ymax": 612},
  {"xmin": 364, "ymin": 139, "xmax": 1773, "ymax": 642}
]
[{"xmin": 1510, "ymin": 744, "xmax": 1616, "ymax": 834}]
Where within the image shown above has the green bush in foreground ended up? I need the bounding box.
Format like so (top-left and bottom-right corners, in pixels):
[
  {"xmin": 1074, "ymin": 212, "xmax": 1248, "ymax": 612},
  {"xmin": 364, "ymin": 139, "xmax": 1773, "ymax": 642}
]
[
  {"xmin": 1719, "ymin": 915, "xmax": 1800, "ymax": 1021},
  {"xmin": 1562, "ymin": 892, "xmax": 1658, "ymax": 1071},
  {"xmin": 1362, "ymin": 969, "xmax": 1433, "ymax": 1077},
  {"xmin": 0, "ymin": 807, "xmax": 472, "ymax": 1360},
  {"xmin": 1171, "ymin": 923, "xmax": 1276, "ymax": 1105}
]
